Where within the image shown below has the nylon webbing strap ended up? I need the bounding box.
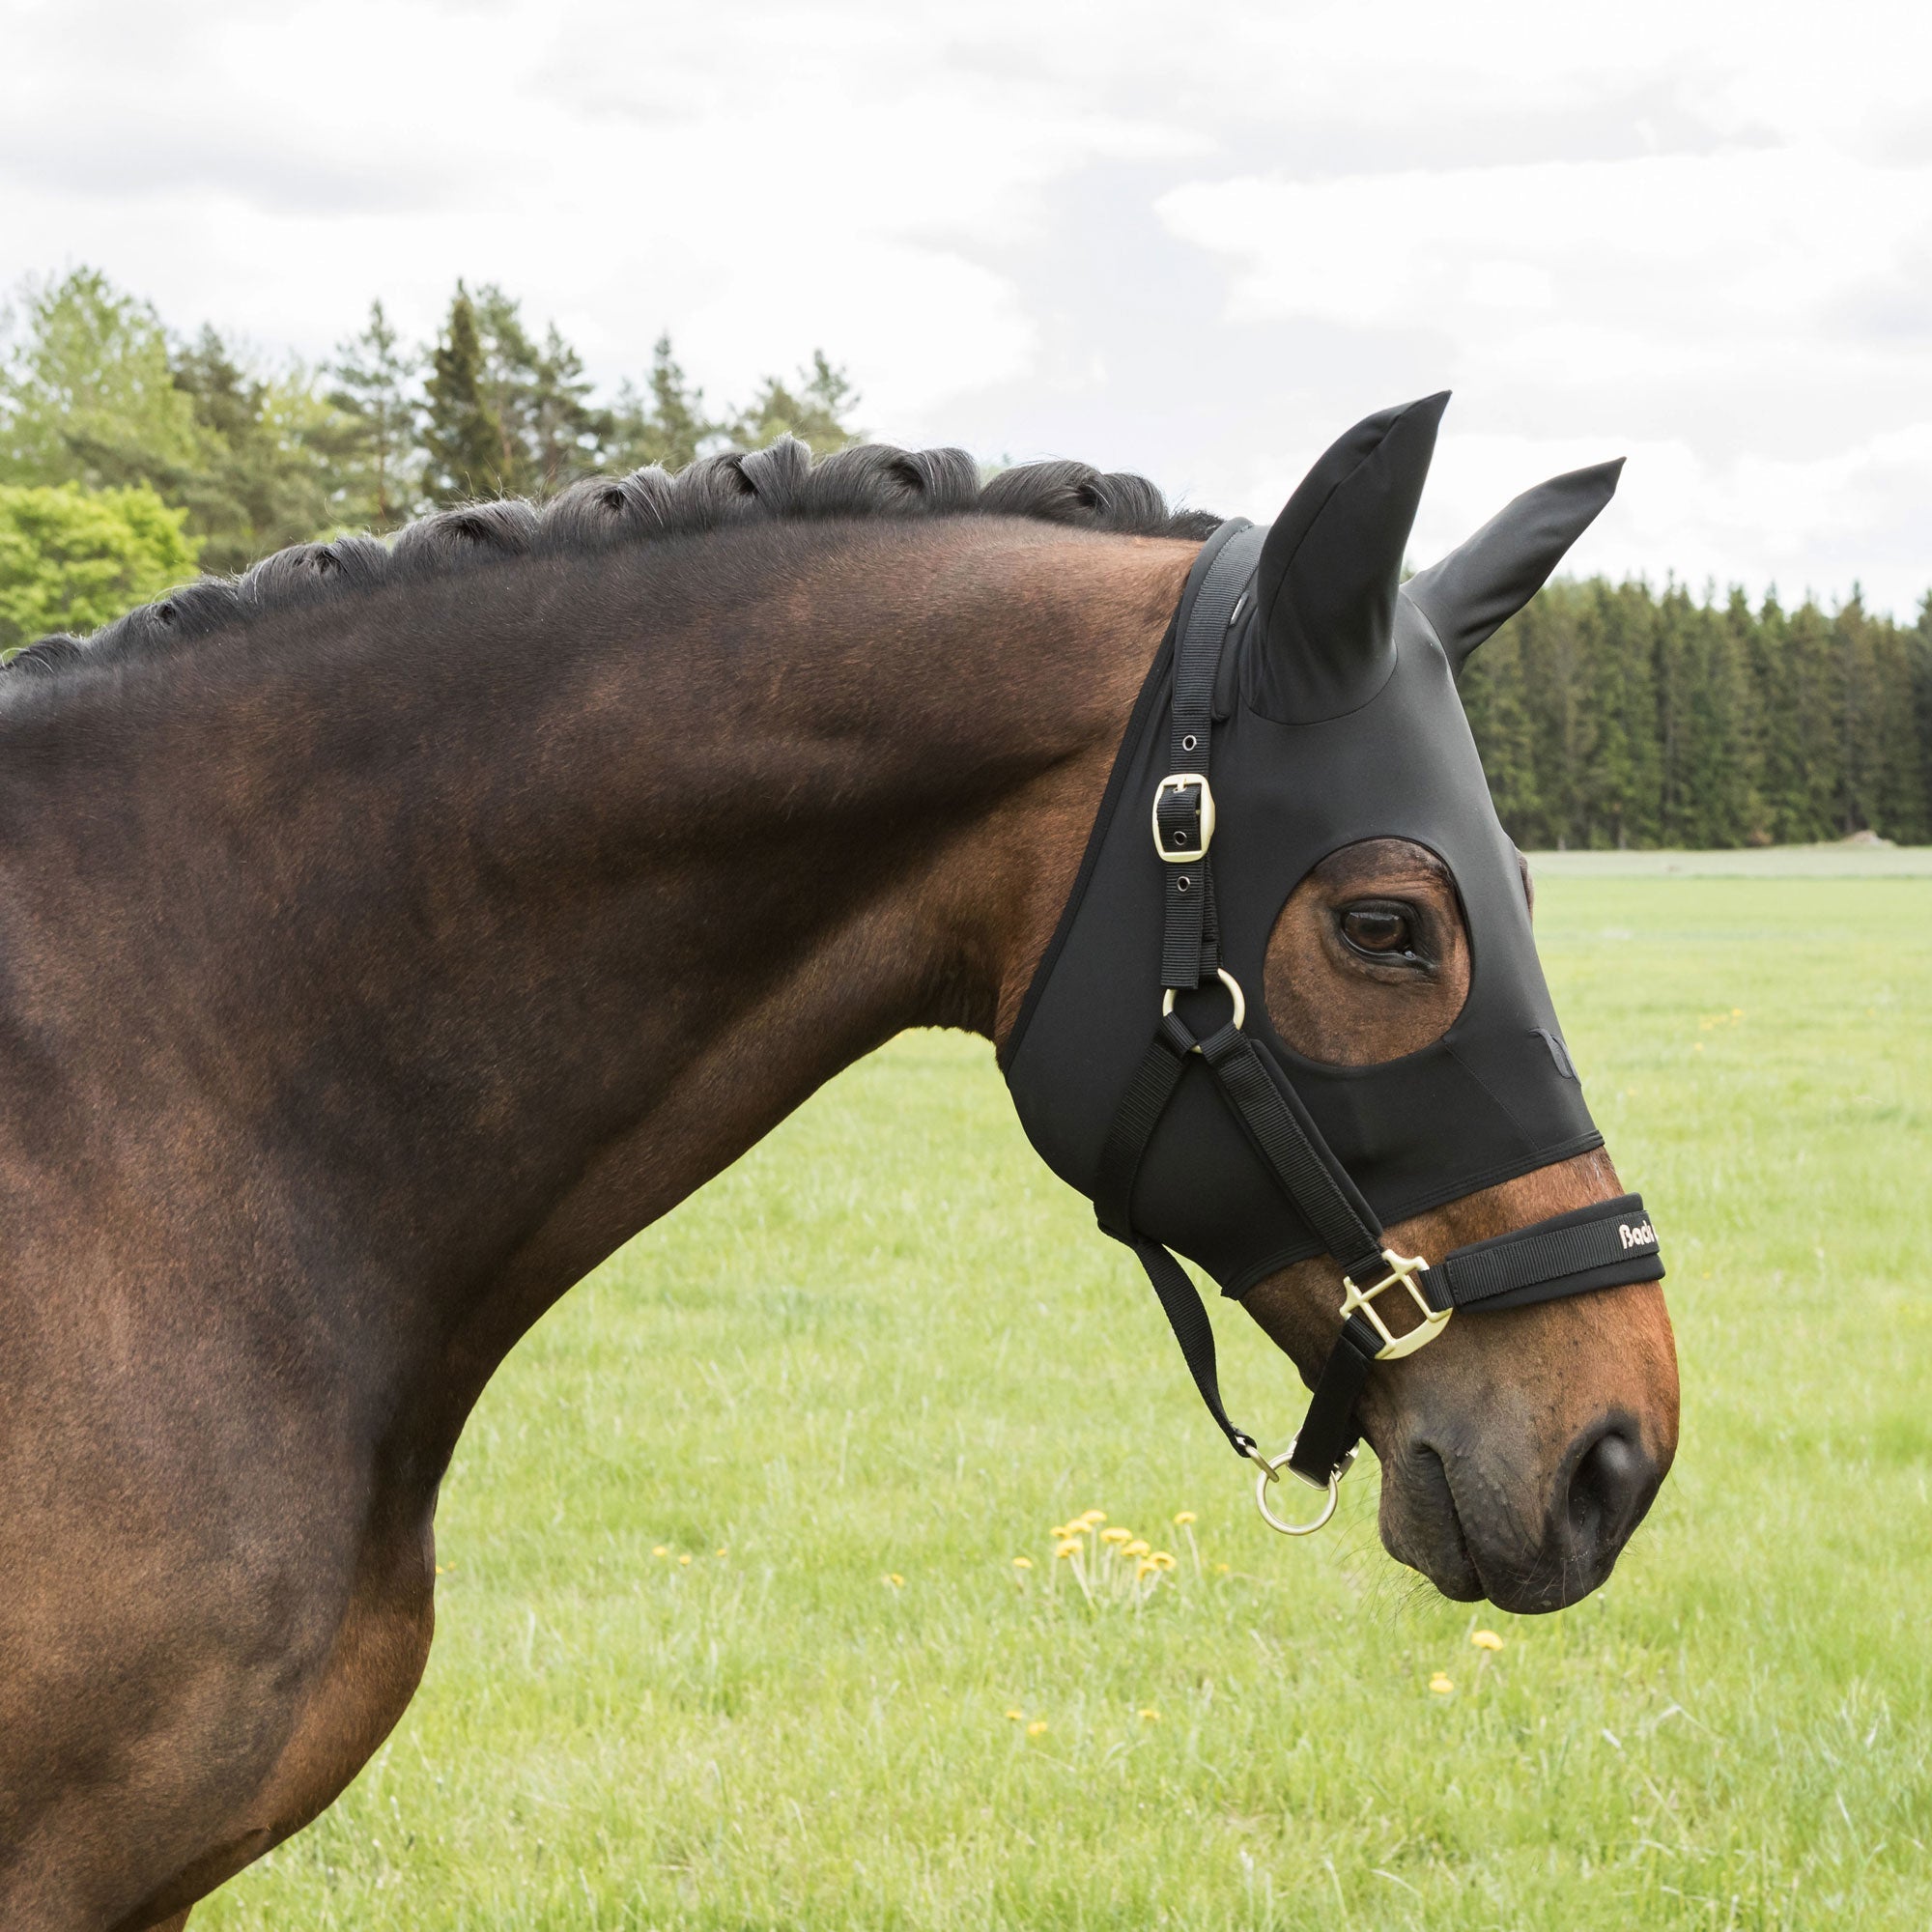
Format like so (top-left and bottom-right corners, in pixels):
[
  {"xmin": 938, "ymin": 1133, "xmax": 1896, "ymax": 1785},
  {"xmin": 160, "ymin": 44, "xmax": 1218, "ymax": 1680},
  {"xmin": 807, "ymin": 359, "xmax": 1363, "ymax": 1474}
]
[
  {"xmin": 1094, "ymin": 1011, "xmax": 1197, "ymax": 1241},
  {"xmin": 1287, "ymin": 1317, "xmax": 1381, "ymax": 1484},
  {"xmin": 1435, "ymin": 1194, "xmax": 1660, "ymax": 1309},
  {"xmin": 1197, "ymin": 1025, "xmax": 1386, "ymax": 1287},
  {"xmin": 1159, "ymin": 524, "xmax": 1261, "ymax": 993},
  {"xmin": 1130, "ymin": 1238, "xmax": 1255, "ymax": 1456}
]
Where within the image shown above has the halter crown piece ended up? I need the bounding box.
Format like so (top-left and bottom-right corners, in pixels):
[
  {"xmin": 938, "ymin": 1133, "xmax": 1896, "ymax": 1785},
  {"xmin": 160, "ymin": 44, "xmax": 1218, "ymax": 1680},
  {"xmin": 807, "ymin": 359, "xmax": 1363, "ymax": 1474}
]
[{"xmin": 1002, "ymin": 394, "xmax": 1666, "ymax": 1533}]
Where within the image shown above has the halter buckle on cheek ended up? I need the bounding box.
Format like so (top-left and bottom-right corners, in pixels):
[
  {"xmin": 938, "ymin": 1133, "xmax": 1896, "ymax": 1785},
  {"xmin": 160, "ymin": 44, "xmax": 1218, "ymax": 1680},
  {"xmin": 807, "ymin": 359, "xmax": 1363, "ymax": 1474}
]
[
  {"xmin": 1339, "ymin": 1249, "xmax": 1453, "ymax": 1360},
  {"xmin": 1151, "ymin": 773, "xmax": 1215, "ymax": 863}
]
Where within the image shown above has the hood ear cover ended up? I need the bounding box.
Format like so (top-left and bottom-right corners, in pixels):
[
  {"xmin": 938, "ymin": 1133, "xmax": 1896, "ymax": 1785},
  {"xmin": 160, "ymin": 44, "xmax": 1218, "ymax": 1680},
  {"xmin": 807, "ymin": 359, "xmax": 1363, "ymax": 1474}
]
[
  {"xmin": 1405, "ymin": 456, "xmax": 1624, "ymax": 679},
  {"xmin": 1249, "ymin": 391, "xmax": 1622, "ymax": 718}
]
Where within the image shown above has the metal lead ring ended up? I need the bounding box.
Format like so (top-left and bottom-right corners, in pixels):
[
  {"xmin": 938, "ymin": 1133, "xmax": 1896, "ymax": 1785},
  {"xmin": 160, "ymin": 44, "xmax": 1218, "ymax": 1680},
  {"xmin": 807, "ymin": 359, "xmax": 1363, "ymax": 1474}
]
[
  {"xmin": 1161, "ymin": 968, "xmax": 1245, "ymax": 1049},
  {"xmin": 1251, "ymin": 1438, "xmax": 1357, "ymax": 1537}
]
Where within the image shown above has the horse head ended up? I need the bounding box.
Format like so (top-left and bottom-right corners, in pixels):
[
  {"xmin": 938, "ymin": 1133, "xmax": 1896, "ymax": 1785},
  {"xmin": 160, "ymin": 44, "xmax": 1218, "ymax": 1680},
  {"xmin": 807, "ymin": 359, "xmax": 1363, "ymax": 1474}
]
[{"xmin": 1006, "ymin": 393, "xmax": 1678, "ymax": 1612}]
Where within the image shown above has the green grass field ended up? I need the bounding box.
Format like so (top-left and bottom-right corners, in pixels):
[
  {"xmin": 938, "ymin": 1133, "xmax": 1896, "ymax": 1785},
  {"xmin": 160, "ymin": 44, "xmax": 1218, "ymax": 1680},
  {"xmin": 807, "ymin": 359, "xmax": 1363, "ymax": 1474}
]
[{"xmin": 199, "ymin": 859, "xmax": 1932, "ymax": 1931}]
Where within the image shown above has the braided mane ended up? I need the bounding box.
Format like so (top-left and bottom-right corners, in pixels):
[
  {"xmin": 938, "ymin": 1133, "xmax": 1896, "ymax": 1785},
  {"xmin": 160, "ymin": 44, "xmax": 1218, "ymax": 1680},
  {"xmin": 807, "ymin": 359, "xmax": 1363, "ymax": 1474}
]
[{"xmin": 5, "ymin": 438, "xmax": 1221, "ymax": 683}]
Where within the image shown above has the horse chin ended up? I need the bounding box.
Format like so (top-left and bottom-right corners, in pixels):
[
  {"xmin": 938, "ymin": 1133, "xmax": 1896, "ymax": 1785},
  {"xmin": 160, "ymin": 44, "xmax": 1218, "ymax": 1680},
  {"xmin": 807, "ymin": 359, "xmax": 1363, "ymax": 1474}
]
[{"xmin": 1375, "ymin": 1440, "xmax": 1487, "ymax": 1605}]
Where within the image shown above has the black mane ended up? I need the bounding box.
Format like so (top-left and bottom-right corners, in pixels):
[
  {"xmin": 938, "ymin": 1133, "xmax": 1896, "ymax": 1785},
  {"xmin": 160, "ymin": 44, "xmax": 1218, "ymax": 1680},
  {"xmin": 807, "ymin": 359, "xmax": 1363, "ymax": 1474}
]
[{"xmin": 5, "ymin": 438, "xmax": 1221, "ymax": 681}]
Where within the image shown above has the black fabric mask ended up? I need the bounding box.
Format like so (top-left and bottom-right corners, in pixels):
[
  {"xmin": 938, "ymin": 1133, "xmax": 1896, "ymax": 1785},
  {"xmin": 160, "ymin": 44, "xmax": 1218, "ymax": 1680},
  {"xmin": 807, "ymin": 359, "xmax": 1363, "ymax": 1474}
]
[{"xmin": 1001, "ymin": 393, "xmax": 1664, "ymax": 1509}]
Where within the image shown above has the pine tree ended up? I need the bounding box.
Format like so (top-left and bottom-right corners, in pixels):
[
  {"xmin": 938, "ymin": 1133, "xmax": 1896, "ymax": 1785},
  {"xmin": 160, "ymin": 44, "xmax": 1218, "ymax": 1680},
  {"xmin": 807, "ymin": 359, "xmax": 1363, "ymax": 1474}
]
[
  {"xmin": 1577, "ymin": 582, "xmax": 1654, "ymax": 848},
  {"xmin": 528, "ymin": 323, "xmax": 610, "ymax": 494},
  {"xmin": 1832, "ymin": 589, "xmax": 1885, "ymax": 837},
  {"xmin": 422, "ymin": 286, "xmax": 504, "ymax": 506},
  {"xmin": 325, "ymin": 300, "xmax": 419, "ymax": 530},
  {"xmin": 1784, "ymin": 601, "xmax": 1840, "ymax": 839},
  {"xmin": 1911, "ymin": 595, "xmax": 1932, "ymax": 840},
  {"xmin": 168, "ymin": 327, "xmax": 336, "ymax": 575},
  {"xmin": 1870, "ymin": 617, "xmax": 1927, "ymax": 842},
  {"xmin": 726, "ymin": 350, "xmax": 860, "ymax": 453},
  {"xmin": 607, "ymin": 336, "xmax": 713, "ymax": 473},
  {"xmin": 1459, "ymin": 608, "xmax": 1545, "ymax": 843}
]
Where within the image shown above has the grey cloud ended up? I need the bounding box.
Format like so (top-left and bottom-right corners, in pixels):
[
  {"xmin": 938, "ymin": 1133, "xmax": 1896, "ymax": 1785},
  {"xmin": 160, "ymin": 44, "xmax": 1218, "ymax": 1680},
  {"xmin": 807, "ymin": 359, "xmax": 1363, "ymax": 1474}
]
[
  {"xmin": 0, "ymin": 125, "xmax": 467, "ymax": 217},
  {"xmin": 1826, "ymin": 254, "xmax": 1932, "ymax": 345},
  {"xmin": 905, "ymin": 157, "xmax": 1456, "ymax": 515}
]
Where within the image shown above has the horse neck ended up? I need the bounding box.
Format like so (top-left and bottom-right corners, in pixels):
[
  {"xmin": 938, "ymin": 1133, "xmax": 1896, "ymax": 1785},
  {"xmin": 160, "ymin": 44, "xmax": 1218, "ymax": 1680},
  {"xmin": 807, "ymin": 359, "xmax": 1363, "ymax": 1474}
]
[{"xmin": 1, "ymin": 518, "xmax": 1193, "ymax": 1422}]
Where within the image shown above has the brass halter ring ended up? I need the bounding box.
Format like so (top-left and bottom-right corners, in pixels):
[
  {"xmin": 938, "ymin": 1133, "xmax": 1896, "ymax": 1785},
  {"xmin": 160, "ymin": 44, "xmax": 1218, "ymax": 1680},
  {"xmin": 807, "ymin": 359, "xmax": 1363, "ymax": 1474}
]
[
  {"xmin": 1160, "ymin": 968, "xmax": 1246, "ymax": 1049},
  {"xmin": 1246, "ymin": 1438, "xmax": 1359, "ymax": 1536}
]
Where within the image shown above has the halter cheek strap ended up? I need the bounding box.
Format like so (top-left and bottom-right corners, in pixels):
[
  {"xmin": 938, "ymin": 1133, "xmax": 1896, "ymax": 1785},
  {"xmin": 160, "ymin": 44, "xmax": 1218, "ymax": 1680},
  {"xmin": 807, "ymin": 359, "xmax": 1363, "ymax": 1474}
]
[{"xmin": 1094, "ymin": 524, "xmax": 1664, "ymax": 1523}]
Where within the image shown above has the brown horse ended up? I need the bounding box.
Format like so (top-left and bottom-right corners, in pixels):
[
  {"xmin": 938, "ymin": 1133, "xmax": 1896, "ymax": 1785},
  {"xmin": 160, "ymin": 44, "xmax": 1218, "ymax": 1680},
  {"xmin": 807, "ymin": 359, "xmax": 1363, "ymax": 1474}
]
[{"xmin": 0, "ymin": 438, "xmax": 1677, "ymax": 1930}]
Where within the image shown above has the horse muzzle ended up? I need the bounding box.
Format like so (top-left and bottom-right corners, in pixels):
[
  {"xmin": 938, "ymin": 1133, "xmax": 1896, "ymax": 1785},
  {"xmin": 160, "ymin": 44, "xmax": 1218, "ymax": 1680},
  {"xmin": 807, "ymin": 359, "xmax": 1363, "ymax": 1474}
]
[{"xmin": 1378, "ymin": 1403, "xmax": 1673, "ymax": 1613}]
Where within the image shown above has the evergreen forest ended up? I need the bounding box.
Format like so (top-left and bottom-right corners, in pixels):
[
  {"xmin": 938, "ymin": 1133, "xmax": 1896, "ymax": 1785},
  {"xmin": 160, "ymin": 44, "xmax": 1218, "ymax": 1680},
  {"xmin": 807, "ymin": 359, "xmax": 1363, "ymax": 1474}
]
[
  {"xmin": 3, "ymin": 268, "xmax": 1928, "ymax": 849},
  {"xmin": 1463, "ymin": 578, "xmax": 1932, "ymax": 849}
]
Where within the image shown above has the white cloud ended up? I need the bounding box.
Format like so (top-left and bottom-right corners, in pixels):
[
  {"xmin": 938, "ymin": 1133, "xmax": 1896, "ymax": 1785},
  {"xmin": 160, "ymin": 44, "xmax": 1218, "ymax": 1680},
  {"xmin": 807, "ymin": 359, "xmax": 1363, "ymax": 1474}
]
[
  {"xmin": 1, "ymin": 0, "xmax": 1928, "ymax": 611},
  {"xmin": 1155, "ymin": 140, "xmax": 1932, "ymax": 611}
]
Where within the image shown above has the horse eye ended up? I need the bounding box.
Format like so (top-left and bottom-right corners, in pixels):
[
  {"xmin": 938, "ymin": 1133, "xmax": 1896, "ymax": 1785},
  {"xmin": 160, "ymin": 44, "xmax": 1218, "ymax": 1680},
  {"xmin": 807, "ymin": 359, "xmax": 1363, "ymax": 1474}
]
[{"xmin": 1340, "ymin": 904, "xmax": 1412, "ymax": 956}]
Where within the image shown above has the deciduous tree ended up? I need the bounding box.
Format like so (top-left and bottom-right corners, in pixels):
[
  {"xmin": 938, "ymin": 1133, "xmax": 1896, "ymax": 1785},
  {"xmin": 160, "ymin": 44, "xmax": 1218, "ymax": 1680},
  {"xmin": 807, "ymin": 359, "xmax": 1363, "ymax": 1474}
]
[{"xmin": 0, "ymin": 482, "xmax": 200, "ymax": 653}]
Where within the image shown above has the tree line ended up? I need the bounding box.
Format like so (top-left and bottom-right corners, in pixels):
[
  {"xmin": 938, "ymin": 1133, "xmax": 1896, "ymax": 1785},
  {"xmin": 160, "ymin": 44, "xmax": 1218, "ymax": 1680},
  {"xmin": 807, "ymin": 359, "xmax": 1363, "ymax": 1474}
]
[
  {"xmin": 1461, "ymin": 577, "xmax": 1932, "ymax": 848},
  {"xmin": 0, "ymin": 267, "xmax": 858, "ymax": 582},
  {"xmin": 5, "ymin": 269, "xmax": 1929, "ymax": 847}
]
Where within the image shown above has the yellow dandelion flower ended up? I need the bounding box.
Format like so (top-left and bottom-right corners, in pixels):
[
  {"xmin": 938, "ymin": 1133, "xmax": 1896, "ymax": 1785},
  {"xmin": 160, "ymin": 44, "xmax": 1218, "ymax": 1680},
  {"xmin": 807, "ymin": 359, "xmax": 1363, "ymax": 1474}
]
[
  {"xmin": 1124, "ymin": 1538, "xmax": 1151, "ymax": 1558},
  {"xmin": 1173, "ymin": 1510, "xmax": 1197, "ymax": 1525},
  {"xmin": 1080, "ymin": 1510, "xmax": 1107, "ymax": 1525},
  {"xmin": 1005, "ymin": 1708, "xmax": 1024, "ymax": 1722},
  {"xmin": 677, "ymin": 1553, "xmax": 693, "ymax": 1567},
  {"xmin": 1471, "ymin": 1630, "xmax": 1504, "ymax": 1652},
  {"xmin": 1012, "ymin": 1556, "xmax": 1035, "ymax": 1571},
  {"xmin": 1429, "ymin": 1672, "xmax": 1454, "ymax": 1695},
  {"xmin": 1100, "ymin": 1526, "xmax": 1132, "ymax": 1545},
  {"xmin": 1214, "ymin": 1561, "xmax": 1231, "ymax": 1575},
  {"xmin": 887, "ymin": 1573, "xmax": 904, "ymax": 1588},
  {"xmin": 1027, "ymin": 1719, "xmax": 1049, "ymax": 1737},
  {"xmin": 652, "ymin": 1546, "xmax": 669, "ymax": 1558},
  {"xmin": 1055, "ymin": 1539, "xmax": 1082, "ymax": 1560},
  {"xmin": 1136, "ymin": 1559, "xmax": 1156, "ymax": 1578},
  {"xmin": 1138, "ymin": 1708, "xmax": 1161, "ymax": 1723},
  {"xmin": 715, "ymin": 1547, "xmax": 728, "ymax": 1557},
  {"xmin": 1150, "ymin": 1551, "xmax": 1177, "ymax": 1572},
  {"xmin": 1049, "ymin": 1524, "xmax": 1070, "ymax": 1540}
]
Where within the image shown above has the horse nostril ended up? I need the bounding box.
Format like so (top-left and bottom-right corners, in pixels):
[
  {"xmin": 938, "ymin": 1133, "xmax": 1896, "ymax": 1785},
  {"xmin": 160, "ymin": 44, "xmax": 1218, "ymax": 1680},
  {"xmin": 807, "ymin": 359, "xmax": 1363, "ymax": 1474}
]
[{"xmin": 1566, "ymin": 1426, "xmax": 1657, "ymax": 1553}]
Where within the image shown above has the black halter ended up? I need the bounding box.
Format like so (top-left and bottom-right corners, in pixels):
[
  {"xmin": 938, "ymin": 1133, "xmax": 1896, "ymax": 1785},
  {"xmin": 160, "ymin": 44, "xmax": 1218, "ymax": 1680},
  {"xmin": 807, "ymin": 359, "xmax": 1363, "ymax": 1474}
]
[{"xmin": 1005, "ymin": 461, "xmax": 1666, "ymax": 1530}]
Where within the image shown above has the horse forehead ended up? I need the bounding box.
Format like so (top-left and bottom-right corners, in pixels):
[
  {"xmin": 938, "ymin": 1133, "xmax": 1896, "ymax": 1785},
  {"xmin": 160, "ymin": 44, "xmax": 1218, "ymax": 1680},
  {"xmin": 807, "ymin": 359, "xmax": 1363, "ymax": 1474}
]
[{"xmin": 1303, "ymin": 837, "xmax": 1456, "ymax": 894}]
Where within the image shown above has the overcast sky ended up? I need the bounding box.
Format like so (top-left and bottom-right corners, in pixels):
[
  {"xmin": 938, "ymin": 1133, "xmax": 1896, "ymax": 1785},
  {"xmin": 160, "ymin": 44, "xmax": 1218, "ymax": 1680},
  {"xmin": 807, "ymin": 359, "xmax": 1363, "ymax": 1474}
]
[{"xmin": 5, "ymin": 0, "xmax": 1929, "ymax": 613}]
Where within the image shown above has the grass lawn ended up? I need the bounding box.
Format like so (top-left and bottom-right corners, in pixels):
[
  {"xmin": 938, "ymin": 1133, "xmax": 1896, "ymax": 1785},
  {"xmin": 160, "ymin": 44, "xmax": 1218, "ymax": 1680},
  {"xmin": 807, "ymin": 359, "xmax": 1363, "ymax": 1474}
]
[{"xmin": 200, "ymin": 860, "xmax": 1932, "ymax": 1930}]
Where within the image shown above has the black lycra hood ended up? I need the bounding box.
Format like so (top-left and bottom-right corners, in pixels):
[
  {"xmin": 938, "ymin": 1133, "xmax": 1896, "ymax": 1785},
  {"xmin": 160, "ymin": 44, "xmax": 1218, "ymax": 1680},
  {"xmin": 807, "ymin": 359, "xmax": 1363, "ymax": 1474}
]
[{"xmin": 1005, "ymin": 393, "xmax": 1630, "ymax": 1300}]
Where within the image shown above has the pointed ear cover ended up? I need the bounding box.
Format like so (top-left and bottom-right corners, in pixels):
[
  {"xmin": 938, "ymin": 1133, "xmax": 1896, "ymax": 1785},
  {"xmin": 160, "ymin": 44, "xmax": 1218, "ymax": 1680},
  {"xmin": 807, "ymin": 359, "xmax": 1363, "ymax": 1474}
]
[
  {"xmin": 1403, "ymin": 458, "xmax": 1623, "ymax": 677},
  {"xmin": 1249, "ymin": 391, "xmax": 1448, "ymax": 723}
]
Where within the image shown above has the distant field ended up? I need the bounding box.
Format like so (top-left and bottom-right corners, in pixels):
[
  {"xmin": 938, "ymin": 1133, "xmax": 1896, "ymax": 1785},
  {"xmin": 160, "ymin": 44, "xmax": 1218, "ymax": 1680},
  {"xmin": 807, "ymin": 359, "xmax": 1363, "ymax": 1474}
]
[
  {"xmin": 201, "ymin": 870, "xmax": 1932, "ymax": 1931},
  {"xmin": 1527, "ymin": 841, "xmax": 1932, "ymax": 878}
]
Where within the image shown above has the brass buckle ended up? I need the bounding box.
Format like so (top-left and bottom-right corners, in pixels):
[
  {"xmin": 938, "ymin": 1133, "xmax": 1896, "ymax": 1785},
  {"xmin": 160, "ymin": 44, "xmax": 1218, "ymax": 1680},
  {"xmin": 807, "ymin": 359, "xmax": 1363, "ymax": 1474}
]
[
  {"xmin": 1339, "ymin": 1249, "xmax": 1452, "ymax": 1360},
  {"xmin": 1247, "ymin": 1437, "xmax": 1359, "ymax": 1536},
  {"xmin": 1151, "ymin": 773, "xmax": 1215, "ymax": 864}
]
